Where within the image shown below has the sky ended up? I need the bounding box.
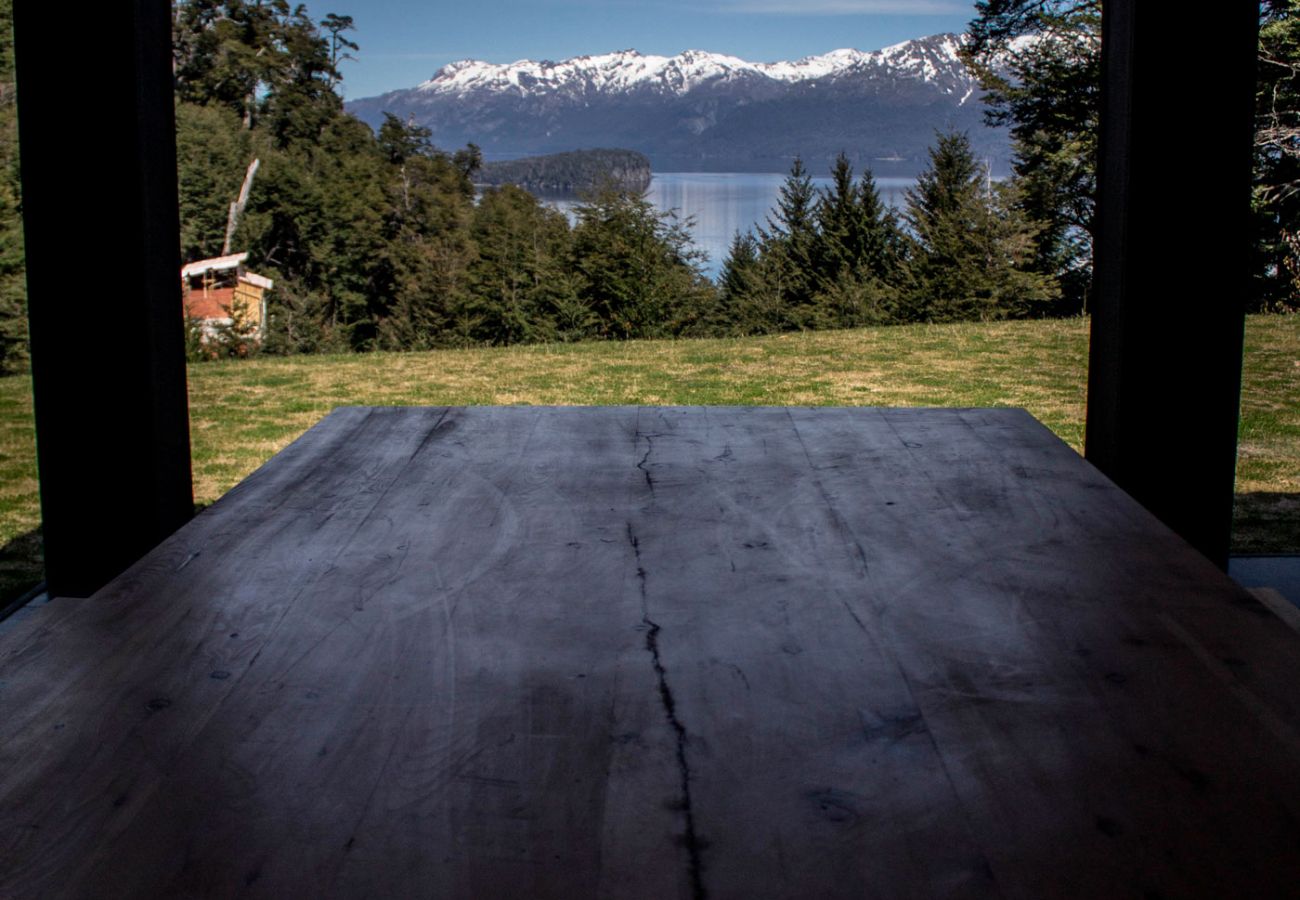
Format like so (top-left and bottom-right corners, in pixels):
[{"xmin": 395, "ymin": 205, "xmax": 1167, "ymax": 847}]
[{"xmin": 300, "ymin": 0, "xmax": 981, "ymax": 100}]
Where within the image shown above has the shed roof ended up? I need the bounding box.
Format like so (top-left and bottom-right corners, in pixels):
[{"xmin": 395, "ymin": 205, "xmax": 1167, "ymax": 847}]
[{"xmin": 181, "ymin": 252, "xmax": 248, "ymax": 279}]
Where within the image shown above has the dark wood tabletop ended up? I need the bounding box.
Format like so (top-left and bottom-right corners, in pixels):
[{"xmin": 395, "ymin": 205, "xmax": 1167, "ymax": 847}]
[{"xmin": 2, "ymin": 406, "xmax": 1298, "ymax": 898}]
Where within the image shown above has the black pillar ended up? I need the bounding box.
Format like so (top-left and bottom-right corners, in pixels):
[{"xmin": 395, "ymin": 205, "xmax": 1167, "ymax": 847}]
[
  {"xmin": 14, "ymin": 0, "xmax": 193, "ymax": 597},
  {"xmin": 1086, "ymin": 2, "xmax": 1258, "ymax": 569}
]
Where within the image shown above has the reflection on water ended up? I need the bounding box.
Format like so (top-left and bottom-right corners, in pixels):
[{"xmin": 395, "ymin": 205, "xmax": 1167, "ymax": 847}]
[
  {"xmin": 648, "ymin": 173, "xmax": 914, "ymax": 279},
  {"xmin": 544, "ymin": 172, "xmax": 914, "ymax": 281}
]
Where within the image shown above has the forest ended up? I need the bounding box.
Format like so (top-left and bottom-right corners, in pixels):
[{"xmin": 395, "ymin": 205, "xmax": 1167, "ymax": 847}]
[{"xmin": 0, "ymin": 1, "xmax": 1297, "ymax": 368}]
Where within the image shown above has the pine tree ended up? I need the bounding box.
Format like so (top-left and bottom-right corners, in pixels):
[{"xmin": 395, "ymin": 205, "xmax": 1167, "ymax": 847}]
[
  {"xmin": 758, "ymin": 157, "xmax": 820, "ymax": 326},
  {"xmin": 855, "ymin": 168, "xmax": 902, "ymax": 283},
  {"xmin": 713, "ymin": 231, "xmax": 784, "ymax": 335},
  {"xmin": 811, "ymin": 153, "xmax": 902, "ymax": 326},
  {"xmin": 718, "ymin": 232, "xmax": 761, "ymax": 311},
  {"xmin": 903, "ymin": 131, "xmax": 1058, "ymax": 322},
  {"xmin": 814, "ymin": 154, "xmax": 858, "ymax": 281}
]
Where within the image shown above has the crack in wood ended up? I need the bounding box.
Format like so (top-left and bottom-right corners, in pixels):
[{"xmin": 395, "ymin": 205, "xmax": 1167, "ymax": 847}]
[
  {"xmin": 626, "ymin": 522, "xmax": 707, "ymax": 900},
  {"xmin": 839, "ymin": 599, "xmax": 870, "ymax": 636},
  {"xmin": 636, "ymin": 433, "xmax": 656, "ymax": 496}
]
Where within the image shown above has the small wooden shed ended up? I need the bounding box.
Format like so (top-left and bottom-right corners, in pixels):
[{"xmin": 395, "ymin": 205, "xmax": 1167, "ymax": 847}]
[{"xmin": 180, "ymin": 252, "xmax": 273, "ymax": 340}]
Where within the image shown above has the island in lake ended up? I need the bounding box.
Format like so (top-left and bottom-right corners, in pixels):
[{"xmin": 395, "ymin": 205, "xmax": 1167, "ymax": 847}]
[{"xmin": 476, "ymin": 149, "xmax": 652, "ymax": 195}]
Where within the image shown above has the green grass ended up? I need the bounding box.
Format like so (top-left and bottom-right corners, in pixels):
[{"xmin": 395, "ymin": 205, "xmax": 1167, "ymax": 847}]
[{"xmin": 2, "ymin": 315, "xmax": 1296, "ymax": 602}]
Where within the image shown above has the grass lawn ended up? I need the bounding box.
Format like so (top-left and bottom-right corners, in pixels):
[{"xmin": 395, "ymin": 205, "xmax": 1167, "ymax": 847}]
[{"xmin": 1, "ymin": 315, "xmax": 1296, "ymax": 603}]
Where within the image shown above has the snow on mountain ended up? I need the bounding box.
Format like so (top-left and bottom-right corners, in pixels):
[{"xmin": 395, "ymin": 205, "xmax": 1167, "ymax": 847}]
[
  {"xmin": 419, "ymin": 49, "xmax": 779, "ymax": 98},
  {"xmin": 757, "ymin": 47, "xmax": 871, "ymax": 83},
  {"xmin": 869, "ymin": 33, "xmax": 969, "ymax": 83},
  {"xmin": 344, "ymin": 33, "xmax": 1010, "ymax": 174},
  {"xmin": 416, "ymin": 33, "xmax": 975, "ymax": 100}
]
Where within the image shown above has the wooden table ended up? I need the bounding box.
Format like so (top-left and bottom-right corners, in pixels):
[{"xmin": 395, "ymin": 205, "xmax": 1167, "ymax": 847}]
[{"xmin": 2, "ymin": 406, "xmax": 1299, "ymax": 898}]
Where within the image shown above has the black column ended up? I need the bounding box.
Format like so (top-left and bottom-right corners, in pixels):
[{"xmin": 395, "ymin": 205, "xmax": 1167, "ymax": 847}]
[
  {"xmin": 14, "ymin": 0, "xmax": 193, "ymax": 597},
  {"xmin": 1086, "ymin": 2, "xmax": 1258, "ymax": 569}
]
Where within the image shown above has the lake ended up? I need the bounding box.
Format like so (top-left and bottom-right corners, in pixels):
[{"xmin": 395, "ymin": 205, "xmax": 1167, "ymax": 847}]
[{"xmin": 545, "ymin": 172, "xmax": 916, "ymax": 281}]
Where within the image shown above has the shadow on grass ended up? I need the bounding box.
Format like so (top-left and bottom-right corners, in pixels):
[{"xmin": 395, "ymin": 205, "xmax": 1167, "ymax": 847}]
[
  {"xmin": 0, "ymin": 526, "xmax": 43, "ymax": 612},
  {"xmin": 1234, "ymin": 493, "xmax": 1300, "ymax": 555}
]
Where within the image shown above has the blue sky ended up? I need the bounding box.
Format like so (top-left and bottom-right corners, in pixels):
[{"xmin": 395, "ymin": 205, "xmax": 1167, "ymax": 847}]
[{"xmin": 301, "ymin": 0, "xmax": 980, "ymax": 100}]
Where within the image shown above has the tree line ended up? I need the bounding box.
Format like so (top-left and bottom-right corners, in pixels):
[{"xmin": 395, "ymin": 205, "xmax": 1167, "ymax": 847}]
[{"xmin": 713, "ymin": 138, "xmax": 1057, "ymax": 335}]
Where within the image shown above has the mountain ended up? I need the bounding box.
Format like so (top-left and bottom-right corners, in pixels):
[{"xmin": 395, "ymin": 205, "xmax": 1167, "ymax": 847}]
[{"xmin": 345, "ymin": 34, "xmax": 1010, "ymax": 176}]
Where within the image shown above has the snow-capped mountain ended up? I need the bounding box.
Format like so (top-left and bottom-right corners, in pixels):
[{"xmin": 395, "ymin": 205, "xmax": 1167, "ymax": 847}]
[
  {"xmin": 423, "ymin": 49, "xmax": 778, "ymax": 97},
  {"xmin": 414, "ymin": 34, "xmax": 972, "ymax": 99},
  {"xmin": 346, "ymin": 34, "xmax": 1008, "ymax": 174}
]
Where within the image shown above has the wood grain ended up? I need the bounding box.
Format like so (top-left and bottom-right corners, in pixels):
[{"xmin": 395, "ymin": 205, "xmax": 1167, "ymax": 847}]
[{"xmin": 2, "ymin": 407, "xmax": 1298, "ymax": 898}]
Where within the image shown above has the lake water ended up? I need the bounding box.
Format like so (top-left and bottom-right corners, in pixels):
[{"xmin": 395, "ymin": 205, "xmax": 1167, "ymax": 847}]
[{"xmin": 547, "ymin": 172, "xmax": 916, "ymax": 281}]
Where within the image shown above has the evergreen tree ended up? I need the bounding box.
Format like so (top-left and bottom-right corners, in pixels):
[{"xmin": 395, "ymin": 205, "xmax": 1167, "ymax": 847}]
[
  {"xmin": 308, "ymin": 115, "xmax": 393, "ymax": 348},
  {"xmin": 378, "ymin": 113, "xmax": 433, "ymax": 166},
  {"xmin": 467, "ymin": 185, "xmax": 575, "ymax": 345},
  {"xmin": 812, "ymin": 153, "xmax": 902, "ymax": 326},
  {"xmin": 903, "ymin": 131, "xmax": 1058, "ymax": 321},
  {"xmin": 232, "ymin": 114, "xmax": 393, "ymax": 351},
  {"xmin": 718, "ymin": 232, "xmax": 761, "ymax": 314},
  {"xmin": 375, "ymin": 147, "xmax": 477, "ymax": 350},
  {"xmin": 963, "ymin": 1, "xmax": 1099, "ymax": 313},
  {"xmin": 813, "ymin": 268, "xmax": 898, "ymax": 329},
  {"xmin": 855, "ymin": 168, "xmax": 903, "ymax": 283},
  {"xmin": 758, "ymin": 157, "xmax": 820, "ymax": 326},
  {"xmin": 453, "ymin": 143, "xmax": 484, "ymax": 181},
  {"xmin": 173, "ymin": 0, "xmax": 344, "ymax": 145},
  {"xmin": 570, "ymin": 187, "xmax": 710, "ymax": 339},
  {"xmin": 712, "ymin": 231, "xmax": 780, "ymax": 334},
  {"xmin": 173, "ymin": 0, "xmax": 285, "ymax": 129},
  {"xmin": 814, "ymin": 154, "xmax": 860, "ymax": 287},
  {"xmin": 321, "ymin": 13, "xmax": 358, "ymax": 89},
  {"xmin": 259, "ymin": 5, "xmax": 344, "ymax": 148}
]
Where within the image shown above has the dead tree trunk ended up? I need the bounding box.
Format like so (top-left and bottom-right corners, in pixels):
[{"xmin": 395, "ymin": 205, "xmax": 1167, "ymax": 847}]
[{"xmin": 222, "ymin": 157, "xmax": 260, "ymax": 255}]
